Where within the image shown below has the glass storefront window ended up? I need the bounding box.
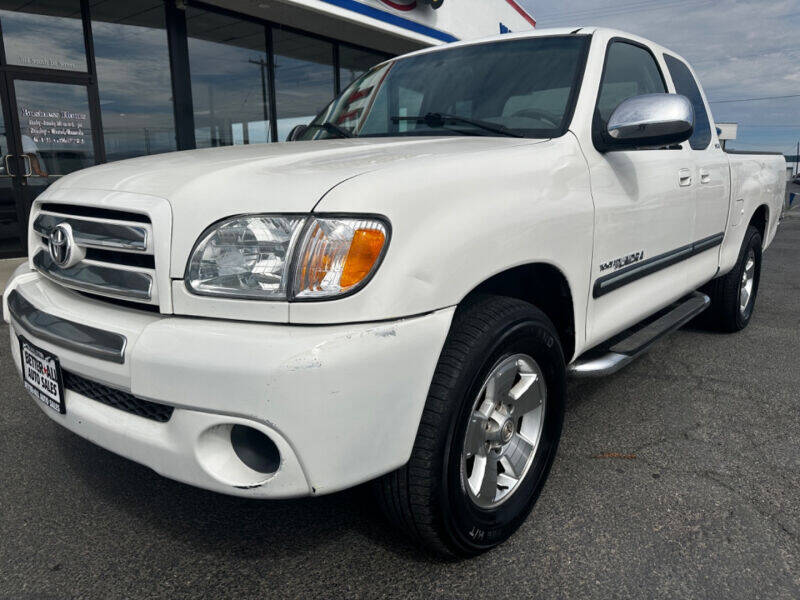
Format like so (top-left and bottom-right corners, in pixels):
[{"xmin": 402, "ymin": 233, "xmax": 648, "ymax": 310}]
[
  {"xmin": 186, "ymin": 8, "xmax": 271, "ymax": 148},
  {"xmin": 14, "ymin": 79, "xmax": 94, "ymax": 175},
  {"xmin": 0, "ymin": 0, "xmax": 86, "ymax": 72},
  {"xmin": 339, "ymin": 45, "xmax": 387, "ymax": 89},
  {"xmin": 0, "ymin": 98, "xmax": 20, "ymax": 255},
  {"xmin": 273, "ymin": 28, "xmax": 335, "ymax": 141},
  {"xmin": 0, "ymin": 1, "xmax": 394, "ymax": 258},
  {"xmin": 91, "ymin": 1, "xmax": 176, "ymax": 161}
]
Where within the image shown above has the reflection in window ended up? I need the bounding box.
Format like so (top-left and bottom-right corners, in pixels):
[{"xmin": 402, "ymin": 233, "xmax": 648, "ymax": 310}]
[
  {"xmin": 339, "ymin": 45, "xmax": 388, "ymax": 89},
  {"xmin": 273, "ymin": 28, "xmax": 335, "ymax": 141},
  {"xmin": 0, "ymin": 0, "xmax": 86, "ymax": 72},
  {"xmin": 305, "ymin": 37, "xmax": 589, "ymax": 140},
  {"xmin": 14, "ymin": 80, "xmax": 94, "ymax": 176},
  {"xmin": 596, "ymin": 42, "xmax": 666, "ymax": 124},
  {"xmin": 186, "ymin": 8, "xmax": 271, "ymax": 148},
  {"xmin": 664, "ymin": 55, "xmax": 712, "ymax": 150},
  {"xmin": 0, "ymin": 99, "xmax": 20, "ymax": 255},
  {"xmin": 91, "ymin": 1, "xmax": 176, "ymax": 161},
  {"xmin": 0, "ymin": 100, "xmax": 8, "ymax": 175}
]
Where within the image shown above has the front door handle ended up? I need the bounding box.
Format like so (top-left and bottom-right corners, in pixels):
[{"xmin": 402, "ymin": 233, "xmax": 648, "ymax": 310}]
[
  {"xmin": 699, "ymin": 169, "xmax": 711, "ymax": 184},
  {"xmin": 679, "ymin": 168, "xmax": 692, "ymax": 187},
  {"xmin": 3, "ymin": 154, "xmax": 15, "ymax": 177},
  {"xmin": 2, "ymin": 154, "xmax": 33, "ymax": 178},
  {"xmin": 20, "ymin": 154, "xmax": 32, "ymax": 177}
]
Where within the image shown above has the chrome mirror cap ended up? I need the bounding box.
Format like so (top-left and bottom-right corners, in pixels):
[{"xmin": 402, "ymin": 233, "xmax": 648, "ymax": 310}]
[{"xmin": 605, "ymin": 93, "xmax": 694, "ymax": 149}]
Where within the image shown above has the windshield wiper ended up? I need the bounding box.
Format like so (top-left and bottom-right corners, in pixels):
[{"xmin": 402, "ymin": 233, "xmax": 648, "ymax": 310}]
[
  {"xmin": 305, "ymin": 122, "xmax": 354, "ymax": 138},
  {"xmin": 391, "ymin": 112, "xmax": 525, "ymax": 138}
]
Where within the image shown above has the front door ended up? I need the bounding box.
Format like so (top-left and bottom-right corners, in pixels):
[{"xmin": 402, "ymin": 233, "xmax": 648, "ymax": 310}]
[
  {"xmin": 0, "ymin": 75, "xmax": 98, "ymax": 257},
  {"xmin": 584, "ymin": 40, "xmax": 698, "ymax": 348}
]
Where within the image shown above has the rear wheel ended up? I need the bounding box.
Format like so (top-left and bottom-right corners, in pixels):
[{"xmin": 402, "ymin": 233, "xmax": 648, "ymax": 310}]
[
  {"xmin": 376, "ymin": 295, "xmax": 566, "ymax": 557},
  {"xmin": 702, "ymin": 225, "xmax": 762, "ymax": 332}
]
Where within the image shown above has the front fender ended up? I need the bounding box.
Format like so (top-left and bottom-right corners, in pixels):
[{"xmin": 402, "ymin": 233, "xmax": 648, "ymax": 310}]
[{"xmin": 290, "ymin": 135, "xmax": 594, "ymax": 355}]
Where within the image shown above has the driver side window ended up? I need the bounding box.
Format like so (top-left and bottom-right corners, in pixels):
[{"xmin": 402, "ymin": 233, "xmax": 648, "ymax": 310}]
[{"xmin": 596, "ymin": 41, "xmax": 666, "ymax": 126}]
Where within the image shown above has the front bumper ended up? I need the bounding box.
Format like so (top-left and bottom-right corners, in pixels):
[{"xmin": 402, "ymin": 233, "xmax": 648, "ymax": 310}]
[{"xmin": 3, "ymin": 266, "xmax": 454, "ymax": 498}]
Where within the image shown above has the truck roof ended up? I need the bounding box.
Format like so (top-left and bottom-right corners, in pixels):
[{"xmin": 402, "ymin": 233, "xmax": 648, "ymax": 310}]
[{"xmin": 391, "ymin": 27, "xmax": 686, "ymax": 69}]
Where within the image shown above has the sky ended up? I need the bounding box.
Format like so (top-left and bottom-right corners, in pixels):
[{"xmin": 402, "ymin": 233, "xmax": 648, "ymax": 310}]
[{"xmin": 520, "ymin": 0, "xmax": 800, "ymax": 155}]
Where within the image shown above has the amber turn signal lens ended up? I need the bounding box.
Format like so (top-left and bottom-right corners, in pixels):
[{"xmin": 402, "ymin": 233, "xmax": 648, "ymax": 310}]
[
  {"xmin": 292, "ymin": 217, "xmax": 389, "ymax": 299},
  {"xmin": 340, "ymin": 229, "xmax": 386, "ymax": 288}
]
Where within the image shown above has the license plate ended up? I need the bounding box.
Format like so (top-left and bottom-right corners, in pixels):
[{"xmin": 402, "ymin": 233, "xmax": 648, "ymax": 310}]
[{"xmin": 19, "ymin": 337, "xmax": 65, "ymax": 414}]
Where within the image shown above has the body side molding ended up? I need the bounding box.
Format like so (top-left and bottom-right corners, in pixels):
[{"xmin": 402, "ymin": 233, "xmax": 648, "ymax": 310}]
[{"xmin": 593, "ymin": 232, "xmax": 724, "ymax": 298}]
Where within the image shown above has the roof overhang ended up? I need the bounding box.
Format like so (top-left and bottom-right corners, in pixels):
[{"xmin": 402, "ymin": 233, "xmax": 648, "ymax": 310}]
[{"xmin": 200, "ymin": 0, "xmax": 536, "ymax": 54}]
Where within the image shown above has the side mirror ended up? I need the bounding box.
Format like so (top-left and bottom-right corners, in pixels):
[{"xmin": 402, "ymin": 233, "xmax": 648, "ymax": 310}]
[
  {"xmin": 603, "ymin": 93, "xmax": 694, "ymax": 150},
  {"xmin": 287, "ymin": 124, "xmax": 308, "ymax": 142}
]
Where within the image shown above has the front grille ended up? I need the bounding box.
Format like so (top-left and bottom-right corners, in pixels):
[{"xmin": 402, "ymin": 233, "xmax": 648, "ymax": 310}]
[
  {"xmin": 40, "ymin": 202, "xmax": 151, "ymax": 223},
  {"xmin": 84, "ymin": 247, "xmax": 155, "ymax": 269},
  {"xmin": 63, "ymin": 370, "xmax": 174, "ymax": 423},
  {"xmin": 31, "ymin": 203, "xmax": 159, "ymax": 308}
]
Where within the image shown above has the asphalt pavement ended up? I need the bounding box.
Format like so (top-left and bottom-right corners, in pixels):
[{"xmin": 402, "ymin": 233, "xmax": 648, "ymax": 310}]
[
  {"xmin": 1, "ymin": 214, "xmax": 799, "ymax": 599},
  {"xmin": 0, "ymin": 257, "xmax": 24, "ymax": 291},
  {"xmin": 787, "ymin": 181, "xmax": 799, "ymax": 211}
]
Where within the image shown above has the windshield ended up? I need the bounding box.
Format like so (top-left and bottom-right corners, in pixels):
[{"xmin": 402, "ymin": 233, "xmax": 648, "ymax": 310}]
[{"xmin": 298, "ymin": 36, "xmax": 589, "ymax": 141}]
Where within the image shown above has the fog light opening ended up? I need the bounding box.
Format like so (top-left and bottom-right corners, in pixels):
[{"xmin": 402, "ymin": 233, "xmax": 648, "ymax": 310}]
[{"xmin": 230, "ymin": 425, "xmax": 280, "ymax": 474}]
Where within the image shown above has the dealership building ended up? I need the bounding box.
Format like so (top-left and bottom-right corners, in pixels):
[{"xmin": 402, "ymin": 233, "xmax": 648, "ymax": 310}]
[{"xmin": 0, "ymin": 0, "xmax": 535, "ymax": 257}]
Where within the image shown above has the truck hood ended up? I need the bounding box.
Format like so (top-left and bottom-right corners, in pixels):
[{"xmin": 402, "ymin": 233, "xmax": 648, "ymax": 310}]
[
  {"xmin": 54, "ymin": 136, "xmax": 542, "ymax": 210},
  {"xmin": 47, "ymin": 136, "xmax": 545, "ymax": 278}
]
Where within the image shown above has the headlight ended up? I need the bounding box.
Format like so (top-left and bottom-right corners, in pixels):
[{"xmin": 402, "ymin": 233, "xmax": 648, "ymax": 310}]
[
  {"xmin": 186, "ymin": 215, "xmax": 389, "ymax": 301},
  {"xmin": 186, "ymin": 216, "xmax": 305, "ymax": 299}
]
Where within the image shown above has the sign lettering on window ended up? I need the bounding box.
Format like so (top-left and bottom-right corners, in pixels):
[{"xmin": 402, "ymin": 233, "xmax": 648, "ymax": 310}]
[
  {"xmin": 16, "ymin": 55, "xmax": 79, "ymax": 70},
  {"xmin": 20, "ymin": 107, "xmax": 87, "ymax": 146}
]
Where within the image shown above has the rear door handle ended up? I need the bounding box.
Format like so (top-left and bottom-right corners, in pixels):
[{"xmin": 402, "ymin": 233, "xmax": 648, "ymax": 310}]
[
  {"xmin": 679, "ymin": 168, "xmax": 692, "ymax": 187},
  {"xmin": 20, "ymin": 154, "xmax": 32, "ymax": 177},
  {"xmin": 700, "ymin": 169, "xmax": 711, "ymax": 184}
]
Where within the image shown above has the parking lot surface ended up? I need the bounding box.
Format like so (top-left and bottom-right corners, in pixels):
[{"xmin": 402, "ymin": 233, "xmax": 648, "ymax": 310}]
[{"xmin": 1, "ymin": 214, "xmax": 799, "ymax": 599}]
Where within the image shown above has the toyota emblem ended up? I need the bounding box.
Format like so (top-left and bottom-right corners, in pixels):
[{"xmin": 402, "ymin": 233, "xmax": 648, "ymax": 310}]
[{"xmin": 48, "ymin": 223, "xmax": 73, "ymax": 267}]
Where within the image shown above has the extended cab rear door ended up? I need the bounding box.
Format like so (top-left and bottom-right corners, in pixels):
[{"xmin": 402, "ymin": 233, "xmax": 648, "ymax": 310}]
[
  {"xmin": 663, "ymin": 54, "xmax": 730, "ymax": 289},
  {"xmin": 582, "ymin": 39, "xmax": 697, "ymax": 347}
]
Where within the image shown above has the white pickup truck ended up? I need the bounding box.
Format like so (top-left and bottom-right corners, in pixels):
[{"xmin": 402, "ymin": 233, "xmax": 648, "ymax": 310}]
[{"xmin": 2, "ymin": 28, "xmax": 786, "ymax": 557}]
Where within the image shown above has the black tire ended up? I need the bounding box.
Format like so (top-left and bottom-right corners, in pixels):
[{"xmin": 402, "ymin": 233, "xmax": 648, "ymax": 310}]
[
  {"xmin": 375, "ymin": 295, "xmax": 566, "ymax": 557},
  {"xmin": 701, "ymin": 225, "xmax": 762, "ymax": 332}
]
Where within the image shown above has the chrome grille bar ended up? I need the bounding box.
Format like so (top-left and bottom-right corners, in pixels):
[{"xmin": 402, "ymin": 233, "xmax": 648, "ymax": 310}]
[
  {"xmin": 34, "ymin": 213, "xmax": 148, "ymax": 252},
  {"xmin": 30, "ymin": 201, "xmax": 160, "ymax": 308},
  {"xmin": 33, "ymin": 251, "xmax": 153, "ymax": 301}
]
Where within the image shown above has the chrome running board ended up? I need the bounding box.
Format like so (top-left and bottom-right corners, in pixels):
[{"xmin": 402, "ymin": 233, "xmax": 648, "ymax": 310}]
[{"xmin": 568, "ymin": 291, "xmax": 710, "ymax": 378}]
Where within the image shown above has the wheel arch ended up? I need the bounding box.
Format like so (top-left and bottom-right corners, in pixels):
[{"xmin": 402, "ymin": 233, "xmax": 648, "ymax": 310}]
[
  {"xmin": 749, "ymin": 204, "xmax": 769, "ymax": 244},
  {"xmin": 462, "ymin": 263, "xmax": 577, "ymax": 362}
]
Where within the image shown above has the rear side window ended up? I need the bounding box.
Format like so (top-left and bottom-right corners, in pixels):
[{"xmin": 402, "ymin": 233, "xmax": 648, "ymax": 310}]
[
  {"xmin": 596, "ymin": 41, "xmax": 666, "ymax": 125},
  {"xmin": 664, "ymin": 54, "xmax": 712, "ymax": 150}
]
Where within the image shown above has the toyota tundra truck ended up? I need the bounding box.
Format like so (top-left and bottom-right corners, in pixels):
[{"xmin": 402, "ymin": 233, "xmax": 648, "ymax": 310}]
[{"xmin": 2, "ymin": 28, "xmax": 786, "ymax": 557}]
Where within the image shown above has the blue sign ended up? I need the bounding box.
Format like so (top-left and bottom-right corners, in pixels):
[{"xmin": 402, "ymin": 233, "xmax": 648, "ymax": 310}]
[{"xmin": 319, "ymin": 0, "xmax": 458, "ymax": 42}]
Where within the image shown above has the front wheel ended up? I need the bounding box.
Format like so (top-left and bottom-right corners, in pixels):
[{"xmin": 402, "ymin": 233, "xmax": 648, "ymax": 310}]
[{"xmin": 375, "ymin": 295, "xmax": 566, "ymax": 557}]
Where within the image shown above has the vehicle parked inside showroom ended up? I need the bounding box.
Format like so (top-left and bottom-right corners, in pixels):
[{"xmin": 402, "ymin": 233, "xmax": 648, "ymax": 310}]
[{"xmin": 2, "ymin": 27, "xmax": 785, "ymax": 557}]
